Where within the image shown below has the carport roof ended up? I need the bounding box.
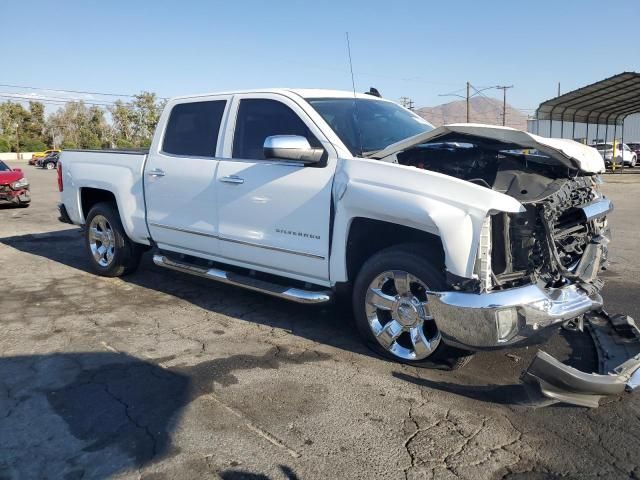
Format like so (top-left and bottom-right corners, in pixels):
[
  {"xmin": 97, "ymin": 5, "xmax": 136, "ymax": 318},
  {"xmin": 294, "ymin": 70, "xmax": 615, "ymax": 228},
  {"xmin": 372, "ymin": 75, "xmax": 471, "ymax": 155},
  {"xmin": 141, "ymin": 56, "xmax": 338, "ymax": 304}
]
[{"xmin": 536, "ymin": 72, "xmax": 640, "ymax": 125}]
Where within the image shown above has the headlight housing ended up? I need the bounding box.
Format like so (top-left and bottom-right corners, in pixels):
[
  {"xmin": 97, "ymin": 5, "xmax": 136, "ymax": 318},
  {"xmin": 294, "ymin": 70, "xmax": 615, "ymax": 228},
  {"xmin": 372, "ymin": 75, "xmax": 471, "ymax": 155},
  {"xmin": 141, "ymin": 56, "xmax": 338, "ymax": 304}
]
[{"xmin": 10, "ymin": 178, "xmax": 29, "ymax": 190}]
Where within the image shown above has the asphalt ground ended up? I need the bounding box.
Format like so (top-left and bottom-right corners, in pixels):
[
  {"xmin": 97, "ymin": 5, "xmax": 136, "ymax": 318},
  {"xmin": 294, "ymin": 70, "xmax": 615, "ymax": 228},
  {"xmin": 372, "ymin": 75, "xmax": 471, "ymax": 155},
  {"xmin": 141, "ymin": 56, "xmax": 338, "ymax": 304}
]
[{"xmin": 1, "ymin": 160, "xmax": 640, "ymax": 480}]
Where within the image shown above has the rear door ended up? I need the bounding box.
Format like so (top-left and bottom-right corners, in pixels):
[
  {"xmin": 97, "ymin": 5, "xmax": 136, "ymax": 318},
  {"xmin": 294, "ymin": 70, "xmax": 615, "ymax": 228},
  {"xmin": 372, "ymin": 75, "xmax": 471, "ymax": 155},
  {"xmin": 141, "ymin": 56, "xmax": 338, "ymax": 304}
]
[
  {"xmin": 215, "ymin": 93, "xmax": 337, "ymax": 284},
  {"xmin": 144, "ymin": 95, "xmax": 230, "ymax": 255}
]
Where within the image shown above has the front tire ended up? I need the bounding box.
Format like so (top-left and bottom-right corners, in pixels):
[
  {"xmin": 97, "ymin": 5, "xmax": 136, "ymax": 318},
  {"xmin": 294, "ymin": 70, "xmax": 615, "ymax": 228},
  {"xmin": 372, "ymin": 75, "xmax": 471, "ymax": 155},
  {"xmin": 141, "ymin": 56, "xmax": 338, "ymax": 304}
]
[
  {"xmin": 352, "ymin": 244, "xmax": 473, "ymax": 369},
  {"xmin": 84, "ymin": 202, "xmax": 142, "ymax": 277},
  {"xmin": 45, "ymin": 162, "xmax": 56, "ymax": 170},
  {"xmin": 631, "ymin": 156, "xmax": 637, "ymax": 168}
]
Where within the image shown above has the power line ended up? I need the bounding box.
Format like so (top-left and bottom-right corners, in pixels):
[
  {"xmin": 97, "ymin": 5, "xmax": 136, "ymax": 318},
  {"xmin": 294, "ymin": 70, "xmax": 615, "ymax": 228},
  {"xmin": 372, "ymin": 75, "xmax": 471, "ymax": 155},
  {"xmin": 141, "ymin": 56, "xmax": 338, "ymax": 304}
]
[
  {"xmin": 0, "ymin": 82, "xmax": 168, "ymax": 99},
  {"xmin": 0, "ymin": 93, "xmax": 118, "ymax": 106}
]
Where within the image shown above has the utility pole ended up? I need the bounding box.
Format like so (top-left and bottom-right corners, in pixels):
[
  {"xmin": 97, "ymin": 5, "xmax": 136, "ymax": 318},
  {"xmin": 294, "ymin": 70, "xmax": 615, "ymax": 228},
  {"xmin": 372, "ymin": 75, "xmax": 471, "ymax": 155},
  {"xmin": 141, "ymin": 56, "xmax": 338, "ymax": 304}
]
[
  {"xmin": 399, "ymin": 97, "xmax": 415, "ymax": 110},
  {"xmin": 495, "ymin": 85, "xmax": 514, "ymax": 126},
  {"xmin": 466, "ymin": 81, "xmax": 470, "ymax": 123}
]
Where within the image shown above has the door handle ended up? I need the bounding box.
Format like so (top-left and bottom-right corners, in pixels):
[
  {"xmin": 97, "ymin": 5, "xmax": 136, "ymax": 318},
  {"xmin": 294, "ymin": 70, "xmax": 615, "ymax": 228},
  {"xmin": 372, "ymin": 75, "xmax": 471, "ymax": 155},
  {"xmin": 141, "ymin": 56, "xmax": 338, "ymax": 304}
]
[
  {"xmin": 219, "ymin": 175, "xmax": 244, "ymax": 184},
  {"xmin": 147, "ymin": 168, "xmax": 166, "ymax": 177}
]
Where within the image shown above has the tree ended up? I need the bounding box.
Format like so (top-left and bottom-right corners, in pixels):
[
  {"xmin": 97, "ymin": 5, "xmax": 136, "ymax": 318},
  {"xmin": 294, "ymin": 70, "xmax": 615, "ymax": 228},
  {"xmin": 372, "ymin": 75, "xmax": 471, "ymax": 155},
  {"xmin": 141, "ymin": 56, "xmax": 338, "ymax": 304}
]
[
  {"xmin": 0, "ymin": 137, "xmax": 10, "ymax": 153},
  {"xmin": 0, "ymin": 102, "xmax": 29, "ymax": 151},
  {"xmin": 109, "ymin": 100, "xmax": 135, "ymax": 144},
  {"xmin": 0, "ymin": 89, "xmax": 165, "ymax": 151}
]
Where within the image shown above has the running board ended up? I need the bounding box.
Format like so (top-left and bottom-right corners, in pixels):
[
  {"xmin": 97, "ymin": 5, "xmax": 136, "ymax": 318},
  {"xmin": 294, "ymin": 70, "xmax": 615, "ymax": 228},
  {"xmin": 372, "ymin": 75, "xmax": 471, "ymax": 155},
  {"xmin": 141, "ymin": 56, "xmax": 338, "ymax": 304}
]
[{"xmin": 152, "ymin": 254, "xmax": 333, "ymax": 305}]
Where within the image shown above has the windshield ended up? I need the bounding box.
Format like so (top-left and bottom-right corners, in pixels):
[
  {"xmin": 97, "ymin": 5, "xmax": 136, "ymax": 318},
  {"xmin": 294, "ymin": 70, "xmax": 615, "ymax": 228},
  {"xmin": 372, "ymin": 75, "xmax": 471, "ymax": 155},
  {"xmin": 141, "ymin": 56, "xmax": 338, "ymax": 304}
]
[
  {"xmin": 0, "ymin": 161, "xmax": 10, "ymax": 172},
  {"xmin": 308, "ymin": 98, "xmax": 433, "ymax": 156},
  {"xmin": 593, "ymin": 144, "xmax": 612, "ymax": 150}
]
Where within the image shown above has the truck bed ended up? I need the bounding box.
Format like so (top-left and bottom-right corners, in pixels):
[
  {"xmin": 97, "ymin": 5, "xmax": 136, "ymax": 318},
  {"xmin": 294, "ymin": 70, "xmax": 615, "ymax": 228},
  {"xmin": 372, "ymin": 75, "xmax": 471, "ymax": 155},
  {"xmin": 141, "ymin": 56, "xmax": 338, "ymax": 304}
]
[{"xmin": 59, "ymin": 149, "xmax": 150, "ymax": 245}]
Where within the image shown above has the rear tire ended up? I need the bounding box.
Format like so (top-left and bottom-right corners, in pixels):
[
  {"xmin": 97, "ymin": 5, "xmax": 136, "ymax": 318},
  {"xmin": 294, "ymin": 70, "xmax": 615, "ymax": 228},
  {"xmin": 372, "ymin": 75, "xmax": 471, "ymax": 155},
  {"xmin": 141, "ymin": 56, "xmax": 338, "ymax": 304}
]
[
  {"xmin": 84, "ymin": 202, "xmax": 143, "ymax": 277},
  {"xmin": 352, "ymin": 244, "xmax": 473, "ymax": 369}
]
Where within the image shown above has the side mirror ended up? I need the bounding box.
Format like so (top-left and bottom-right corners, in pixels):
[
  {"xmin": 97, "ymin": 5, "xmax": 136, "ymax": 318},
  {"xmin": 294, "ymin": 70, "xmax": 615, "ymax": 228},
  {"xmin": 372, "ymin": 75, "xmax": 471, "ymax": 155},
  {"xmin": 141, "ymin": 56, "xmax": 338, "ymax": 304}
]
[
  {"xmin": 263, "ymin": 135, "xmax": 324, "ymax": 164},
  {"xmin": 14, "ymin": 168, "xmax": 22, "ymax": 172}
]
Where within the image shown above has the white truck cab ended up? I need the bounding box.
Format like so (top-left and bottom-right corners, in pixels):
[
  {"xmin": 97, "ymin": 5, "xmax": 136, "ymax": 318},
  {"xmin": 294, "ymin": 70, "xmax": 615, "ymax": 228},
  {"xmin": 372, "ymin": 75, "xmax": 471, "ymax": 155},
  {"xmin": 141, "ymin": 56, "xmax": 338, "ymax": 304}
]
[{"xmin": 59, "ymin": 88, "xmax": 638, "ymax": 397}]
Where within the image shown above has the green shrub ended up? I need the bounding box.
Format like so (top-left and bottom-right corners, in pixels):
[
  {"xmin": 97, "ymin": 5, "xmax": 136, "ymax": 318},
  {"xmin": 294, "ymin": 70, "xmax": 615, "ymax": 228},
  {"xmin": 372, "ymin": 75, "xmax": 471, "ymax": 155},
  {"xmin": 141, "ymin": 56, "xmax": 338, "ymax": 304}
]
[
  {"xmin": 116, "ymin": 138, "xmax": 135, "ymax": 149},
  {"xmin": 21, "ymin": 138, "xmax": 47, "ymax": 152},
  {"xmin": 0, "ymin": 137, "xmax": 10, "ymax": 153}
]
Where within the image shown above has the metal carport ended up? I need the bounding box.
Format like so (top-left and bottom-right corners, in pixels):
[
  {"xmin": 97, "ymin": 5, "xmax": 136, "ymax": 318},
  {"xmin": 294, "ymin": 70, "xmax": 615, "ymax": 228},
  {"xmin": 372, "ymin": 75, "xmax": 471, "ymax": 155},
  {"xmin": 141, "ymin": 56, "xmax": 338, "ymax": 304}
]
[{"xmin": 535, "ymin": 72, "xmax": 640, "ymax": 146}]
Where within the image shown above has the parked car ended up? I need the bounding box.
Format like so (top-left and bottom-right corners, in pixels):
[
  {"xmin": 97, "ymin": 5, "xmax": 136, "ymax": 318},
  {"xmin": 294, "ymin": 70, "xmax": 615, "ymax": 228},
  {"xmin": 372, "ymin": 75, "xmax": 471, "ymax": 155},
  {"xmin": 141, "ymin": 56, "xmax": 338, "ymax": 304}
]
[
  {"xmin": 30, "ymin": 149, "xmax": 61, "ymax": 166},
  {"xmin": 592, "ymin": 142, "xmax": 637, "ymax": 167},
  {"xmin": 37, "ymin": 152, "xmax": 60, "ymax": 170},
  {"xmin": 626, "ymin": 142, "xmax": 640, "ymax": 159},
  {"xmin": 0, "ymin": 160, "xmax": 30, "ymax": 207},
  {"xmin": 57, "ymin": 88, "xmax": 639, "ymax": 405}
]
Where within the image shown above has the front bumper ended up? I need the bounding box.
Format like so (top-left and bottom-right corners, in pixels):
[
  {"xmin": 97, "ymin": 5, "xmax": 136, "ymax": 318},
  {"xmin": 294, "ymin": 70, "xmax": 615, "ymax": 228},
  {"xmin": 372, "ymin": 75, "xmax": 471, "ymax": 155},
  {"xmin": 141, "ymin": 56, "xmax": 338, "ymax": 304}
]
[
  {"xmin": 0, "ymin": 186, "xmax": 30, "ymax": 204},
  {"xmin": 522, "ymin": 311, "xmax": 640, "ymax": 407},
  {"xmin": 427, "ymin": 283, "xmax": 602, "ymax": 350}
]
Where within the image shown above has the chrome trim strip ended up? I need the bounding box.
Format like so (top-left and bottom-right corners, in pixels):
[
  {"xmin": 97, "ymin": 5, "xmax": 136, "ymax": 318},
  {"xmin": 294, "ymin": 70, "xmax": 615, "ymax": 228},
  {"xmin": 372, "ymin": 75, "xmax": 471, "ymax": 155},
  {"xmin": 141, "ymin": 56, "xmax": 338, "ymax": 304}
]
[
  {"xmin": 219, "ymin": 236, "xmax": 325, "ymax": 260},
  {"xmin": 148, "ymin": 222, "xmax": 325, "ymax": 259},
  {"xmin": 149, "ymin": 222, "xmax": 218, "ymax": 239},
  {"xmin": 153, "ymin": 254, "xmax": 332, "ymax": 304}
]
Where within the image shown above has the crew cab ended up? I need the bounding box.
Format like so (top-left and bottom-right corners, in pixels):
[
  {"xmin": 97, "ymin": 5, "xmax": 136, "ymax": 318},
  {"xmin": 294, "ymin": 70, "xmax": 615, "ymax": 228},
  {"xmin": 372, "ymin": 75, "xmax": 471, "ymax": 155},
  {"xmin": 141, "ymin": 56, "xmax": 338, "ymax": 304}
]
[{"xmin": 57, "ymin": 89, "xmax": 640, "ymax": 404}]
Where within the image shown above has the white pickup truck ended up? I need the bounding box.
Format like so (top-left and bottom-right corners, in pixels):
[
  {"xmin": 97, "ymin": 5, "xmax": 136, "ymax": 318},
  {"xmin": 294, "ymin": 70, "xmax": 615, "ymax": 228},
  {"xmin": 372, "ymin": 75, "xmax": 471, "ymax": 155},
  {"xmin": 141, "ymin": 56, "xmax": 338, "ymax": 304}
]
[{"xmin": 57, "ymin": 88, "xmax": 640, "ymax": 403}]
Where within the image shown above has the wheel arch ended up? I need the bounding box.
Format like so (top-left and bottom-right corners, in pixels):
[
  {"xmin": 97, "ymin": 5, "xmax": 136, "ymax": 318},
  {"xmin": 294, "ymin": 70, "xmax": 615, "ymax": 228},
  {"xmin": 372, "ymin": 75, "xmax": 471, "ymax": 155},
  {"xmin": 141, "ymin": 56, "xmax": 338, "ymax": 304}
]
[
  {"xmin": 80, "ymin": 187, "xmax": 119, "ymax": 222},
  {"xmin": 343, "ymin": 217, "xmax": 446, "ymax": 284}
]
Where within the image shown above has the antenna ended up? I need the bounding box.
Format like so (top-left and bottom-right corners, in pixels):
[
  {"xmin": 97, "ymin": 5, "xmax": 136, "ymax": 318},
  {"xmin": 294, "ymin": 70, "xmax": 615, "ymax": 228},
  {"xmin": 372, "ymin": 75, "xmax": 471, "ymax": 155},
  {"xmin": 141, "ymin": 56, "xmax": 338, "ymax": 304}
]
[{"xmin": 345, "ymin": 32, "xmax": 364, "ymax": 157}]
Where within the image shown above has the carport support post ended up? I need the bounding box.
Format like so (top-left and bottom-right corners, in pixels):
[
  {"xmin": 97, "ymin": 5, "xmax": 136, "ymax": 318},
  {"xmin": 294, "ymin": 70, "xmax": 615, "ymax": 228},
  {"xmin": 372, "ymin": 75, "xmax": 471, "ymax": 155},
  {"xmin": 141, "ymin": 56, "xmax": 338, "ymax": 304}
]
[
  {"xmin": 585, "ymin": 122, "xmax": 589, "ymax": 144},
  {"xmin": 621, "ymin": 119, "xmax": 625, "ymax": 166},
  {"xmin": 612, "ymin": 123, "xmax": 618, "ymax": 171}
]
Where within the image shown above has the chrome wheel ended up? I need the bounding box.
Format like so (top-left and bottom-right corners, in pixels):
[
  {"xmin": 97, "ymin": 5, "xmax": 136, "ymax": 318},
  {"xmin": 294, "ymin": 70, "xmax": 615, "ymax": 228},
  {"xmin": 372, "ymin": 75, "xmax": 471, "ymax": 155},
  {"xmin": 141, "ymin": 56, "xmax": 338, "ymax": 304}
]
[
  {"xmin": 89, "ymin": 215, "xmax": 116, "ymax": 267},
  {"xmin": 45, "ymin": 162, "xmax": 55, "ymax": 170},
  {"xmin": 365, "ymin": 270, "xmax": 440, "ymax": 361}
]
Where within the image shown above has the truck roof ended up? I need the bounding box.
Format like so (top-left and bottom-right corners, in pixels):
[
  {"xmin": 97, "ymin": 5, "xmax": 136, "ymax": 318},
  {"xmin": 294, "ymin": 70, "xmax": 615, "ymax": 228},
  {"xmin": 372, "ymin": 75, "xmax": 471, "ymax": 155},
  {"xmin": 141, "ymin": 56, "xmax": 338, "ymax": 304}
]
[{"xmin": 171, "ymin": 88, "xmax": 386, "ymax": 102}]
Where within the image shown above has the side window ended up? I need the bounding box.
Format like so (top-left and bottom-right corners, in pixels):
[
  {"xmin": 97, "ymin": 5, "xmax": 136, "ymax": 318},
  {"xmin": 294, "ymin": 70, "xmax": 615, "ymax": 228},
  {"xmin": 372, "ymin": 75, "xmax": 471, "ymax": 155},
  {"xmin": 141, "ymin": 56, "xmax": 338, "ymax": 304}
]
[
  {"xmin": 232, "ymin": 99, "xmax": 321, "ymax": 160},
  {"xmin": 162, "ymin": 100, "xmax": 226, "ymax": 157}
]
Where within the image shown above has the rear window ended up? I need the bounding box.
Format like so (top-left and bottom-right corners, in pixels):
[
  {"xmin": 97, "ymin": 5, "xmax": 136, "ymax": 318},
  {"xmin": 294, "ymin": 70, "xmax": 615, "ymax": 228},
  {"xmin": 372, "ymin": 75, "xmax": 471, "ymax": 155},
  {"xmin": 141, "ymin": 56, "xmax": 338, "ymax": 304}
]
[{"xmin": 162, "ymin": 100, "xmax": 226, "ymax": 157}]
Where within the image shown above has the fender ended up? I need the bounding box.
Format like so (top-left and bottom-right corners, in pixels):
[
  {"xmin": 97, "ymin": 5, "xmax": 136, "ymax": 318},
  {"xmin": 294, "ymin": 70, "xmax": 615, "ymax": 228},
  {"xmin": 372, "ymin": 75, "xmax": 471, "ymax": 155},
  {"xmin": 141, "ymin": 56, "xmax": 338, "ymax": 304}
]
[
  {"xmin": 329, "ymin": 157, "xmax": 524, "ymax": 283},
  {"xmin": 62, "ymin": 156, "xmax": 149, "ymax": 245}
]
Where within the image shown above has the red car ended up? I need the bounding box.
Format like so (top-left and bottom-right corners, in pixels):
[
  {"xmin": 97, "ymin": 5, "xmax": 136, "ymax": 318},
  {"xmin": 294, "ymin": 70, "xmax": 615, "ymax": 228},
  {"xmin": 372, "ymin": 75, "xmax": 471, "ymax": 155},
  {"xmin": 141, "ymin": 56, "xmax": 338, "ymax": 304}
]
[{"xmin": 0, "ymin": 160, "xmax": 30, "ymax": 207}]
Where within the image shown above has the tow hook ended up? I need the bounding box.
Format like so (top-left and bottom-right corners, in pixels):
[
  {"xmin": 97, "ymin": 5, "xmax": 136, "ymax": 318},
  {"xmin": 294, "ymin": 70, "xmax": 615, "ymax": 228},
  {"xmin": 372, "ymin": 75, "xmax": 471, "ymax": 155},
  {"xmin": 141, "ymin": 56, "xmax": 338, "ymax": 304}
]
[{"xmin": 522, "ymin": 310, "xmax": 640, "ymax": 408}]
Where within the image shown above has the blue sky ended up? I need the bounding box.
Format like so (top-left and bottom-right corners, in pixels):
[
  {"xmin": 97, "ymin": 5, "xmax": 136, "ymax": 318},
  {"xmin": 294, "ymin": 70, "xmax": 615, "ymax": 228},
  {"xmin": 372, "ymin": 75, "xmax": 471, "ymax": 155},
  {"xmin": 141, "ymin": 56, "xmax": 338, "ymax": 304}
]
[{"xmin": 2, "ymin": 0, "xmax": 639, "ymax": 113}]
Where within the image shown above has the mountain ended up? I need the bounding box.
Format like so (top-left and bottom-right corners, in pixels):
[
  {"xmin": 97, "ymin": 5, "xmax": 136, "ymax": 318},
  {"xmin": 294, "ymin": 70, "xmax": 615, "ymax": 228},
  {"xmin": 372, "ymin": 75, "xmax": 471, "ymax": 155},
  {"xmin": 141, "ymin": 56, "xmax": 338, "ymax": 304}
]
[{"xmin": 415, "ymin": 96, "xmax": 528, "ymax": 130}]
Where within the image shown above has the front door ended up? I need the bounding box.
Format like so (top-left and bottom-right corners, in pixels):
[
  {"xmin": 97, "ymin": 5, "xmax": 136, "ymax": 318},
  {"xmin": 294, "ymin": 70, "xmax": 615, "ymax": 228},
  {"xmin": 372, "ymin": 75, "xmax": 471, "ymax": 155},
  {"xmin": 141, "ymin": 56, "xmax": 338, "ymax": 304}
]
[
  {"xmin": 145, "ymin": 96, "xmax": 230, "ymax": 256},
  {"xmin": 215, "ymin": 94, "xmax": 337, "ymax": 284}
]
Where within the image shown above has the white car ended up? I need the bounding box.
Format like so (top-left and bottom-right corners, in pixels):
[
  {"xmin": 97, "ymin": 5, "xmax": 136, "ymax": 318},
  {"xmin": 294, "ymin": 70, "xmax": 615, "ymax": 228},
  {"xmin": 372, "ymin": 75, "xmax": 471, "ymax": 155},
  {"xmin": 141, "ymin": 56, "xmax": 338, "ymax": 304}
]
[
  {"xmin": 56, "ymin": 88, "xmax": 640, "ymax": 404},
  {"xmin": 592, "ymin": 142, "xmax": 637, "ymax": 167}
]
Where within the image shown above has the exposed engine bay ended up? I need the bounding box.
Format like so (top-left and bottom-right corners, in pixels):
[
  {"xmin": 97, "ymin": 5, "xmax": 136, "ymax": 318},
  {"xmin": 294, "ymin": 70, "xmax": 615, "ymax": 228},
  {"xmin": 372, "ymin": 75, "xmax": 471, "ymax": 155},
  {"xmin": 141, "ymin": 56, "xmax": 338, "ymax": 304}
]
[{"xmin": 396, "ymin": 135, "xmax": 611, "ymax": 291}]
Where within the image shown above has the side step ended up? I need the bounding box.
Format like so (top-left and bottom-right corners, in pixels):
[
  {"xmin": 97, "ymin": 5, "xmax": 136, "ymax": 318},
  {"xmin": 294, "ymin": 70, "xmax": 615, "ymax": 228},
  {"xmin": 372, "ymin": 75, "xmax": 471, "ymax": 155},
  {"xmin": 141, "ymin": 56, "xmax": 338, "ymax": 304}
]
[{"xmin": 152, "ymin": 254, "xmax": 333, "ymax": 305}]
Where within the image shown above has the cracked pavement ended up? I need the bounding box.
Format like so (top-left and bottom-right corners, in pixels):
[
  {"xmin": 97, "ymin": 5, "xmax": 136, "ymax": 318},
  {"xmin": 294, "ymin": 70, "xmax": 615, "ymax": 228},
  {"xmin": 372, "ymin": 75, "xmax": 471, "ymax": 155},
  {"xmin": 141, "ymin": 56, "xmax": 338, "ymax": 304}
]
[{"xmin": 1, "ymin": 163, "xmax": 640, "ymax": 479}]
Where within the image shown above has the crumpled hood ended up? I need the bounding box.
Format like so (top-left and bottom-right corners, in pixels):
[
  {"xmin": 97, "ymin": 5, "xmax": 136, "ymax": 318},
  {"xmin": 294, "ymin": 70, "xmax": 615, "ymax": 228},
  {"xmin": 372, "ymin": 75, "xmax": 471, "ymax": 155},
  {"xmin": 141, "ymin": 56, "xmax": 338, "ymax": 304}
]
[
  {"xmin": 0, "ymin": 170, "xmax": 24, "ymax": 185},
  {"xmin": 370, "ymin": 123, "xmax": 605, "ymax": 173}
]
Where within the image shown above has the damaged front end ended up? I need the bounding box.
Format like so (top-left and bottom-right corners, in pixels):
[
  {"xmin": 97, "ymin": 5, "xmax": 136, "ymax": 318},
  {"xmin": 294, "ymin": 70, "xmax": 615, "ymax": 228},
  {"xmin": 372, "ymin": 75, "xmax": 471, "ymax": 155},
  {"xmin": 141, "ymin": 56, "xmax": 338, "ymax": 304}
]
[
  {"xmin": 378, "ymin": 125, "xmax": 640, "ymax": 406},
  {"xmin": 489, "ymin": 171, "xmax": 640, "ymax": 406}
]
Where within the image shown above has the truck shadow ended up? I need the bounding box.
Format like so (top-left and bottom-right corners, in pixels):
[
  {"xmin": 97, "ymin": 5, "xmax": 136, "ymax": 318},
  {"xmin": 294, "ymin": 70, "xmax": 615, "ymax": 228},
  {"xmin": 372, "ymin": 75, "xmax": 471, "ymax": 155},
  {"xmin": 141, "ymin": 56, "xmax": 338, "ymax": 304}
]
[
  {"xmin": 0, "ymin": 350, "xmax": 318, "ymax": 479},
  {"xmin": 1, "ymin": 228, "xmax": 372, "ymax": 359},
  {"xmin": 0, "ymin": 229, "xmax": 599, "ymax": 407}
]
